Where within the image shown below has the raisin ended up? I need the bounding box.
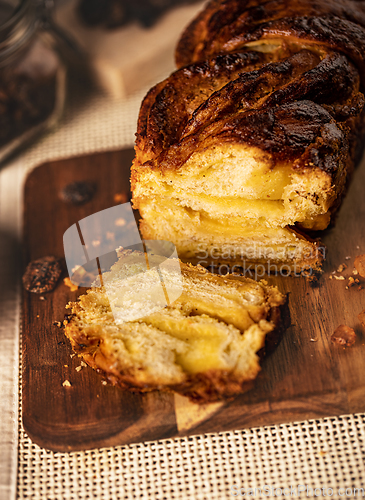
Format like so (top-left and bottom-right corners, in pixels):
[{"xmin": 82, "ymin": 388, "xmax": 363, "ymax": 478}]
[
  {"xmin": 22, "ymin": 256, "xmax": 62, "ymax": 293},
  {"xmin": 60, "ymin": 181, "xmax": 96, "ymax": 205},
  {"xmin": 331, "ymin": 325, "xmax": 356, "ymax": 347}
]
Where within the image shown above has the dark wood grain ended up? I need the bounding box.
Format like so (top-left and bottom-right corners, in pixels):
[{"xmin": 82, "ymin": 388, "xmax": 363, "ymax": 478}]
[{"xmin": 22, "ymin": 149, "xmax": 365, "ymax": 452}]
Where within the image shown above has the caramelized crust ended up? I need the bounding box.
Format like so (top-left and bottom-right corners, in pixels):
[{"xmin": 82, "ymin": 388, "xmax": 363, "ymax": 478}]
[
  {"xmin": 133, "ymin": 49, "xmax": 362, "ymax": 176},
  {"xmin": 136, "ymin": 50, "xmax": 271, "ymax": 163},
  {"xmin": 134, "ymin": 101, "xmax": 348, "ymax": 193},
  {"xmin": 176, "ymin": 0, "xmax": 365, "ymax": 79}
]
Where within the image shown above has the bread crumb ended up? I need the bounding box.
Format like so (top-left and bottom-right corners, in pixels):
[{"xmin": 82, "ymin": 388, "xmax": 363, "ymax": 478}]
[
  {"xmin": 64, "ymin": 277, "xmax": 78, "ymax": 292},
  {"xmin": 102, "ymin": 380, "xmax": 107, "ymax": 385},
  {"xmin": 354, "ymin": 254, "xmax": 365, "ymax": 278},
  {"xmin": 334, "ymin": 275, "xmax": 345, "ymax": 280},
  {"xmin": 348, "ymin": 277, "xmax": 356, "ymax": 288},
  {"xmin": 114, "ymin": 192, "xmax": 128, "ymax": 204},
  {"xmin": 70, "ymin": 353, "xmax": 75, "ymax": 358},
  {"xmin": 329, "ymin": 275, "xmax": 333, "ymax": 280},
  {"xmin": 345, "ymin": 256, "xmax": 351, "ymax": 260},
  {"xmin": 337, "ymin": 264, "xmax": 347, "ymax": 272},
  {"xmin": 81, "ymin": 361, "xmax": 87, "ymax": 367},
  {"xmin": 331, "ymin": 325, "xmax": 356, "ymax": 347},
  {"xmin": 40, "ymin": 296, "xmax": 46, "ymax": 301},
  {"xmin": 53, "ymin": 321, "xmax": 62, "ymax": 327},
  {"xmin": 75, "ymin": 366, "xmax": 82, "ymax": 372},
  {"xmin": 62, "ymin": 380, "xmax": 71, "ymax": 387}
]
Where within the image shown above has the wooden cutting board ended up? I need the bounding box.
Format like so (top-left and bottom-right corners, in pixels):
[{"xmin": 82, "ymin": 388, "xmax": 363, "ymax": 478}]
[{"xmin": 22, "ymin": 148, "xmax": 365, "ymax": 452}]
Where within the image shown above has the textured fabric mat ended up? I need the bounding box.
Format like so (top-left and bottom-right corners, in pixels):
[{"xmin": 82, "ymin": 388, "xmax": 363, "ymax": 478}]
[
  {"xmin": 0, "ymin": 54, "xmax": 363, "ymax": 500},
  {"xmin": 17, "ymin": 403, "xmax": 365, "ymax": 499}
]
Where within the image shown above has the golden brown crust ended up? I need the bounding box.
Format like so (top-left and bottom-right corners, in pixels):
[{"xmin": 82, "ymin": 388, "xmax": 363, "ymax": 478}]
[{"xmin": 63, "ymin": 323, "xmax": 258, "ymax": 402}]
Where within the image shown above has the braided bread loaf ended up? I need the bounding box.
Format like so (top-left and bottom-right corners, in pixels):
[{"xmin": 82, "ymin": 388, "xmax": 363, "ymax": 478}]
[{"xmin": 131, "ymin": 0, "xmax": 365, "ymax": 274}]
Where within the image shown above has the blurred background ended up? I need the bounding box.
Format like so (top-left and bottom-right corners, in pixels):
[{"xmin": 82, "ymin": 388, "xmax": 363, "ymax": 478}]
[
  {"xmin": 0, "ymin": 0, "xmax": 206, "ymax": 165},
  {"xmin": 54, "ymin": 0, "xmax": 205, "ymax": 98}
]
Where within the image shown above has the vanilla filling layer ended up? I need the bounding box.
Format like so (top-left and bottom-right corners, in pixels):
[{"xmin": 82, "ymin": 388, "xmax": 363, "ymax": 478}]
[
  {"xmin": 140, "ymin": 203, "xmax": 319, "ymax": 264},
  {"xmin": 77, "ymin": 263, "xmax": 275, "ymax": 379},
  {"xmin": 134, "ymin": 144, "xmax": 334, "ymax": 229}
]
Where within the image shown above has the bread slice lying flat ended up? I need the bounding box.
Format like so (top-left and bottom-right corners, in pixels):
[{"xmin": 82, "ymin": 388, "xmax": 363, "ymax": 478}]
[{"xmin": 64, "ymin": 250, "xmax": 285, "ymax": 402}]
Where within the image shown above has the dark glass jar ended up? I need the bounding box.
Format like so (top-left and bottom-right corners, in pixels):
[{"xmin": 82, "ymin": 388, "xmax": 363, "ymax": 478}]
[{"xmin": 0, "ymin": 0, "xmax": 66, "ymax": 162}]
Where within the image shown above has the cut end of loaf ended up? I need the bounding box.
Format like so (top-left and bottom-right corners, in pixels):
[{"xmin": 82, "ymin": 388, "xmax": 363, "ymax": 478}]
[{"xmin": 132, "ymin": 138, "xmax": 336, "ymax": 274}]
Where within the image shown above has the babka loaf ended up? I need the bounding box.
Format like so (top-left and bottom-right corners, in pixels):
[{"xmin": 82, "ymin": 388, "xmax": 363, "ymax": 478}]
[
  {"xmin": 64, "ymin": 249, "xmax": 285, "ymax": 402},
  {"xmin": 131, "ymin": 0, "xmax": 365, "ymax": 274}
]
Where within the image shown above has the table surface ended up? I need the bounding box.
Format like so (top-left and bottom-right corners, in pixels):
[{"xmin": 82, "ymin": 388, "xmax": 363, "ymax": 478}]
[{"xmin": 1, "ymin": 24, "xmax": 365, "ymax": 500}]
